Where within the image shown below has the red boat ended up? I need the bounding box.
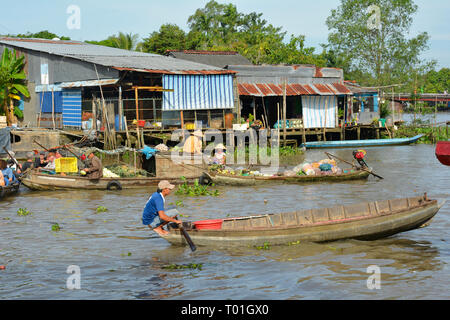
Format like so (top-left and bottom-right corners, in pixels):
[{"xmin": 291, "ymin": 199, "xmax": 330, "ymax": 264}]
[{"xmin": 436, "ymin": 141, "xmax": 450, "ymax": 166}]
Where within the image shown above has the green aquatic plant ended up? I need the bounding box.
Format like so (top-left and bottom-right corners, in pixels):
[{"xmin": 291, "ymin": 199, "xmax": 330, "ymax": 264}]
[
  {"xmin": 96, "ymin": 206, "xmax": 108, "ymax": 213},
  {"xmin": 51, "ymin": 223, "xmax": 61, "ymax": 231},
  {"xmin": 162, "ymin": 263, "xmax": 203, "ymax": 270},
  {"xmin": 255, "ymin": 242, "xmax": 271, "ymax": 250},
  {"xmin": 17, "ymin": 208, "xmax": 31, "ymax": 216},
  {"xmin": 175, "ymin": 177, "xmax": 220, "ymax": 197}
]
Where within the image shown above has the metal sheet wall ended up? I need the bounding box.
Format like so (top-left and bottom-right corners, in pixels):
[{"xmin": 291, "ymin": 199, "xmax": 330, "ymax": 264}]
[
  {"xmin": 62, "ymin": 89, "xmax": 82, "ymax": 127},
  {"xmin": 162, "ymin": 74, "xmax": 234, "ymax": 111},
  {"xmin": 301, "ymin": 96, "xmax": 337, "ymax": 129}
]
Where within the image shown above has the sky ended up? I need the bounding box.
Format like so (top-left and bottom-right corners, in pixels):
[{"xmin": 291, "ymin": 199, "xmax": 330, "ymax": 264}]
[{"xmin": 0, "ymin": 0, "xmax": 448, "ymax": 68}]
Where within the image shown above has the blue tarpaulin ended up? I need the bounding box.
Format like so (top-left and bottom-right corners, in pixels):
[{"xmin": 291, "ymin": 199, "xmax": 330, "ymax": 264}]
[
  {"xmin": 139, "ymin": 146, "xmax": 157, "ymax": 160},
  {"xmin": 0, "ymin": 127, "xmax": 11, "ymax": 153}
]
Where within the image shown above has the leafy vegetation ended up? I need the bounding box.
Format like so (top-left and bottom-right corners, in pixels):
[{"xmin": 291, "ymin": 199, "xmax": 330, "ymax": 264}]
[
  {"xmin": 175, "ymin": 177, "xmax": 220, "ymax": 197},
  {"xmin": 0, "ymin": 48, "xmax": 30, "ymax": 125},
  {"xmin": 96, "ymin": 206, "xmax": 108, "ymax": 213},
  {"xmin": 162, "ymin": 263, "xmax": 203, "ymax": 270},
  {"xmin": 17, "ymin": 208, "xmax": 32, "ymax": 216},
  {"xmin": 51, "ymin": 223, "xmax": 61, "ymax": 231},
  {"xmin": 255, "ymin": 242, "xmax": 271, "ymax": 250}
]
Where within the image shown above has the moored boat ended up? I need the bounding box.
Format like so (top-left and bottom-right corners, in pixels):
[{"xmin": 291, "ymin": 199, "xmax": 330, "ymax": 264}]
[
  {"xmin": 436, "ymin": 141, "xmax": 450, "ymax": 166},
  {"xmin": 301, "ymin": 134, "xmax": 424, "ymax": 149},
  {"xmin": 20, "ymin": 170, "xmax": 198, "ymax": 191},
  {"xmin": 163, "ymin": 194, "xmax": 445, "ymax": 247},
  {"xmin": 201, "ymin": 168, "xmax": 370, "ymax": 186},
  {"xmin": 0, "ymin": 181, "xmax": 20, "ymax": 200}
]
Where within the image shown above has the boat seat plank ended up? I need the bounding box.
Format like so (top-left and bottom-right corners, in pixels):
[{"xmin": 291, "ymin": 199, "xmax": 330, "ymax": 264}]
[
  {"xmin": 296, "ymin": 210, "xmax": 314, "ymax": 225},
  {"xmin": 281, "ymin": 212, "xmax": 298, "ymax": 226},
  {"xmin": 250, "ymin": 216, "xmax": 270, "ymax": 228},
  {"xmin": 376, "ymin": 200, "xmax": 391, "ymax": 214},
  {"xmin": 311, "ymin": 208, "xmax": 330, "ymax": 223},
  {"xmin": 328, "ymin": 206, "xmax": 346, "ymax": 221},
  {"xmin": 390, "ymin": 198, "xmax": 409, "ymax": 212},
  {"xmin": 344, "ymin": 202, "xmax": 371, "ymax": 218}
]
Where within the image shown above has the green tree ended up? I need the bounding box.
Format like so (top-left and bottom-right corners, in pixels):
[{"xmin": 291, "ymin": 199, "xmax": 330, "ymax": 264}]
[
  {"xmin": 13, "ymin": 30, "xmax": 71, "ymax": 40},
  {"xmin": 326, "ymin": 0, "xmax": 432, "ymax": 87},
  {"xmin": 423, "ymin": 68, "xmax": 450, "ymax": 93},
  {"xmin": 86, "ymin": 32, "xmax": 141, "ymax": 51},
  {"xmin": 141, "ymin": 24, "xmax": 187, "ymax": 55},
  {"xmin": 0, "ymin": 48, "xmax": 30, "ymax": 125}
]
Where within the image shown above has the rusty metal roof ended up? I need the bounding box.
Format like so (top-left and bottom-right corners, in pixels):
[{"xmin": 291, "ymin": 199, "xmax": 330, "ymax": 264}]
[{"xmin": 237, "ymin": 83, "xmax": 352, "ymax": 97}]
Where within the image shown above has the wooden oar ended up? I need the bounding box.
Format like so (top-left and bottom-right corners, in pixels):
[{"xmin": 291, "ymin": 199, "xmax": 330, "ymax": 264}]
[
  {"xmin": 179, "ymin": 226, "xmax": 197, "ymax": 252},
  {"xmin": 159, "ymin": 214, "xmax": 197, "ymax": 252},
  {"xmin": 2, "ymin": 147, "xmax": 20, "ymax": 169},
  {"xmin": 325, "ymin": 152, "xmax": 384, "ymax": 180}
]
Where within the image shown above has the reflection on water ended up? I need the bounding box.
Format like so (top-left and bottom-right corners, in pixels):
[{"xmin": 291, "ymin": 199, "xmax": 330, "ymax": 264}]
[{"xmin": 0, "ymin": 144, "xmax": 449, "ymax": 299}]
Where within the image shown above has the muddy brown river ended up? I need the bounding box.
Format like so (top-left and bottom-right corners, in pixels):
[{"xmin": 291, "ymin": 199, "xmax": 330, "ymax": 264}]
[{"xmin": 1, "ymin": 142, "xmax": 449, "ymax": 299}]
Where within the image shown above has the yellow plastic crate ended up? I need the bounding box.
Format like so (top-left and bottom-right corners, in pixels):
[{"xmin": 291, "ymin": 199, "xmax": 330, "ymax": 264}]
[{"xmin": 55, "ymin": 157, "xmax": 78, "ymax": 173}]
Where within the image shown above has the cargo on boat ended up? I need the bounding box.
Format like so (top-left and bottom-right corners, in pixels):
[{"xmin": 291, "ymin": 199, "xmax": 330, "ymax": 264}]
[
  {"xmin": 19, "ymin": 170, "xmax": 199, "ymax": 191},
  {"xmin": 163, "ymin": 194, "xmax": 445, "ymax": 247},
  {"xmin": 201, "ymin": 168, "xmax": 370, "ymax": 186}
]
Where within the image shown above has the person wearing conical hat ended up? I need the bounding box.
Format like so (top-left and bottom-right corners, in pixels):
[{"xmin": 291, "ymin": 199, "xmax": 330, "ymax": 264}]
[
  {"xmin": 183, "ymin": 130, "xmax": 203, "ymax": 154},
  {"xmin": 211, "ymin": 143, "xmax": 226, "ymax": 165}
]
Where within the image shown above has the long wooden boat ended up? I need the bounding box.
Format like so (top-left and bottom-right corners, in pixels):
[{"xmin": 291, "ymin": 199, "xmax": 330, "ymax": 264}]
[
  {"xmin": 201, "ymin": 169, "xmax": 370, "ymax": 186},
  {"xmin": 0, "ymin": 181, "xmax": 20, "ymax": 199},
  {"xmin": 163, "ymin": 194, "xmax": 445, "ymax": 247},
  {"xmin": 20, "ymin": 170, "xmax": 198, "ymax": 191},
  {"xmin": 436, "ymin": 141, "xmax": 450, "ymax": 166},
  {"xmin": 301, "ymin": 134, "xmax": 424, "ymax": 149}
]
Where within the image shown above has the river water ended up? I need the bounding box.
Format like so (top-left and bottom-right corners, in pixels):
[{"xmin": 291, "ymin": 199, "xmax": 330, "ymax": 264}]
[{"xmin": 1, "ymin": 132, "xmax": 450, "ymax": 299}]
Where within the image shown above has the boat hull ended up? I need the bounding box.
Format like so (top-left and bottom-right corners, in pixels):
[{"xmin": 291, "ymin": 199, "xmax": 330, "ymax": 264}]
[
  {"xmin": 20, "ymin": 171, "xmax": 198, "ymax": 191},
  {"xmin": 436, "ymin": 141, "xmax": 450, "ymax": 166},
  {"xmin": 0, "ymin": 181, "xmax": 20, "ymax": 199},
  {"xmin": 301, "ymin": 134, "xmax": 424, "ymax": 149},
  {"xmin": 163, "ymin": 195, "xmax": 442, "ymax": 247},
  {"xmin": 204, "ymin": 170, "xmax": 370, "ymax": 186}
]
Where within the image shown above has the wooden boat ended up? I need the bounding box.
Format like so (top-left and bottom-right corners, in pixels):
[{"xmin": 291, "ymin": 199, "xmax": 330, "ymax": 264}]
[
  {"xmin": 301, "ymin": 134, "xmax": 424, "ymax": 149},
  {"xmin": 163, "ymin": 194, "xmax": 445, "ymax": 247},
  {"xmin": 201, "ymin": 169, "xmax": 370, "ymax": 186},
  {"xmin": 436, "ymin": 141, "xmax": 450, "ymax": 166},
  {"xmin": 20, "ymin": 170, "xmax": 197, "ymax": 191},
  {"xmin": 0, "ymin": 181, "xmax": 20, "ymax": 199}
]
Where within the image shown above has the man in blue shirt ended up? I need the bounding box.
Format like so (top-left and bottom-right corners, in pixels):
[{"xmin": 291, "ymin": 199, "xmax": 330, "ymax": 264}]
[{"xmin": 142, "ymin": 180, "xmax": 182, "ymax": 236}]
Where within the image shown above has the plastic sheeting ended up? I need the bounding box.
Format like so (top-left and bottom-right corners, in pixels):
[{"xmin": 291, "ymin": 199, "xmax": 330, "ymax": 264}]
[
  {"xmin": 162, "ymin": 74, "xmax": 234, "ymax": 111},
  {"xmin": 0, "ymin": 127, "xmax": 11, "ymax": 153},
  {"xmin": 301, "ymin": 96, "xmax": 337, "ymax": 129}
]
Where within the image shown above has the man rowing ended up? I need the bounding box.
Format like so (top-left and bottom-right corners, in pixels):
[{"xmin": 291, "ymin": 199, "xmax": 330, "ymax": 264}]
[{"xmin": 142, "ymin": 180, "xmax": 182, "ymax": 236}]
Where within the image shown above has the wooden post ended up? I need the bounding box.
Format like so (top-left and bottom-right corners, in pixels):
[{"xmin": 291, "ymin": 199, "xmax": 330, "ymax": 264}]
[
  {"xmin": 92, "ymin": 97, "xmax": 97, "ymax": 131},
  {"xmin": 207, "ymin": 110, "xmax": 211, "ymax": 128},
  {"xmin": 118, "ymin": 86, "xmax": 123, "ymax": 131},
  {"xmin": 357, "ymin": 126, "xmax": 361, "ymax": 140},
  {"xmin": 283, "ymin": 79, "xmax": 287, "ymax": 146},
  {"xmin": 277, "ymin": 102, "xmax": 280, "ymax": 146},
  {"xmin": 323, "ymin": 98, "xmax": 328, "ymax": 142},
  {"xmin": 51, "ymin": 88, "xmax": 55, "ymax": 130},
  {"xmin": 180, "ymin": 110, "xmax": 184, "ymax": 129},
  {"xmin": 124, "ymin": 116, "xmax": 130, "ymax": 147}
]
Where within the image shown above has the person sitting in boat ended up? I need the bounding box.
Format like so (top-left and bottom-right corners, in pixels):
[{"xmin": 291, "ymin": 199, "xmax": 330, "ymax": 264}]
[
  {"xmin": 211, "ymin": 143, "xmax": 226, "ymax": 165},
  {"xmin": 0, "ymin": 170, "xmax": 5, "ymax": 187},
  {"xmin": 0, "ymin": 159, "xmax": 15, "ymax": 186},
  {"xmin": 183, "ymin": 130, "xmax": 203, "ymax": 155},
  {"xmin": 39, "ymin": 153, "xmax": 56, "ymax": 172},
  {"xmin": 142, "ymin": 180, "xmax": 182, "ymax": 236},
  {"xmin": 81, "ymin": 151, "xmax": 103, "ymax": 179},
  {"xmin": 34, "ymin": 152, "xmax": 48, "ymax": 169},
  {"xmin": 21, "ymin": 152, "xmax": 35, "ymax": 173}
]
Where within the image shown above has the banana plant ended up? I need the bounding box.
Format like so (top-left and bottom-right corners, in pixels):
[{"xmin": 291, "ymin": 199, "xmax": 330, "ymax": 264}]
[{"xmin": 0, "ymin": 48, "xmax": 30, "ymax": 126}]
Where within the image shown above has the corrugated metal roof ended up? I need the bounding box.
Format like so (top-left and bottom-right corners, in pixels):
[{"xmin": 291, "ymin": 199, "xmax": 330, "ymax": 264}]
[
  {"xmin": 237, "ymin": 83, "xmax": 352, "ymax": 96},
  {"xmin": 167, "ymin": 50, "xmax": 252, "ymax": 68},
  {"xmin": 0, "ymin": 38, "xmax": 235, "ymax": 74}
]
